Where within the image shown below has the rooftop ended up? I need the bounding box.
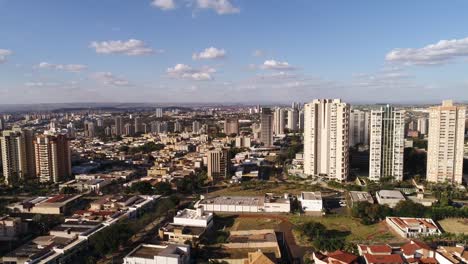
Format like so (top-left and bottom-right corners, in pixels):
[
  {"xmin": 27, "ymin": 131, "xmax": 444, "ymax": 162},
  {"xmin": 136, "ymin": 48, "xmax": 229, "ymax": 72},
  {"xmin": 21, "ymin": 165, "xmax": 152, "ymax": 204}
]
[
  {"xmin": 377, "ymin": 190, "xmax": 405, "ymax": 200},
  {"xmin": 200, "ymin": 196, "xmax": 264, "ymax": 206},
  {"xmin": 301, "ymin": 191, "xmax": 322, "ymax": 201}
]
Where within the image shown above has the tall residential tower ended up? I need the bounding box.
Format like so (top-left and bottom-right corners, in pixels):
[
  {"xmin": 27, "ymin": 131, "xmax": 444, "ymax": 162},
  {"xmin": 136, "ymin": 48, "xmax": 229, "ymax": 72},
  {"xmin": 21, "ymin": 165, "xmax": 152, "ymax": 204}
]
[
  {"xmin": 303, "ymin": 99, "xmax": 350, "ymax": 181},
  {"xmin": 427, "ymin": 100, "xmax": 466, "ymax": 184}
]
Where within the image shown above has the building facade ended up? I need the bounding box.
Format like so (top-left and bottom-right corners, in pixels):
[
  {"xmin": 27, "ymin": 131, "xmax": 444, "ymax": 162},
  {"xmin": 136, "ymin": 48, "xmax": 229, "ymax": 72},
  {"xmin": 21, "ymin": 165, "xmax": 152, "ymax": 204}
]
[
  {"xmin": 426, "ymin": 100, "xmax": 466, "ymax": 184},
  {"xmin": 349, "ymin": 110, "xmax": 370, "ymax": 146},
  {"xmin": 260, "ymin": 108, "xmax": 273, "ymax": 147},
  {"xmin": 303, "ymin": 99, "xmax": 350, "ymax": 181},
  {"xmin": 34, "ymin": 134, "xmax": 71, "ymax": 183},
  {"xmin": 207, "ymin": 149, "xmax": 230, "ymax": 180},
  {"xmin": 369, "ymin": 105, "xmax": 405, "ymax": 181}
]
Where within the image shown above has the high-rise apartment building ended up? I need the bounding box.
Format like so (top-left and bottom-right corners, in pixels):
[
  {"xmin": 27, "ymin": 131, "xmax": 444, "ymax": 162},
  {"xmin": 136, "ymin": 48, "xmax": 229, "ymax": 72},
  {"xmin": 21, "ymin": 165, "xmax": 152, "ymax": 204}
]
[
  {"xmin": 427, "ymin": 100, "xmax": 466, "ymax": 184},
  {"xmin": 124, "ymin": 123, "xmax": 134, "ymax": 136},
  {"xmin": 298, "ymin": 110, "xmax": 305, "ymax": 131},
  {"xmin": 114, "ymin": 116, "xmax": 123, "ymax": 136},
  {"xmin": 287, "ymin": 108, "xmax": 299, "ymax": 131},
  {"xmin": 1, "ymin": 128, "xmax": 36, "ymax": 185},
  {"xmin": 207, "ymin": 149, "xmax": 230, "ymax": 180},
  {"xmin": 174, "ymin": 121, "xmax": 182, "ymax": 132},
  {"xmin": 34, "ymin": 134, "xmax": 71, "ymax": 183},
  {"xmin": 417, "ymin": 117, "xmax": 429, "ymax": 136},
  {"xmin": 0, "ymin": 116, "xmax": 4, "ymax": 131},
  {"xmin": 369, "ymin": 105, "xmax": 405, "ymax": 181},
  {"xmin": 349, "ymin": 110, "xmax": 370, "ymax": 146},
  {"xmin": 84, "ymin": 120, "xmax": 95, "ymax": 138},
  {"xmin": 155, "ymin": 108, "xmax": 163, "ymax": 118},
  {"xmin": 273, "ymin": 108, "xmax": 286, "ymax": 135},
  {"xmin": 134, "ymin": 116, "xmax": 143, "ymax": 133},
  {"xmin": 224, "ymin": 118, "xmax": 239, "ymax": 135},
  {"xmin": 192, "ymin": 121, "xmax": 201, "ymax": 134},
  {"xmin": 260, "ymin": 108, "xmax": 273, "ymax": 147},
  {"xmin": 303, "ymin": 99, "xmax": 350, "ymax": 181}
]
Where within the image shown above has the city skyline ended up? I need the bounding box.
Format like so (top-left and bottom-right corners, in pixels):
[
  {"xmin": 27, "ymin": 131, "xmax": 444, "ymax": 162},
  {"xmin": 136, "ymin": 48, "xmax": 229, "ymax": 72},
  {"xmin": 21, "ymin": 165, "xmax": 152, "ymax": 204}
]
[{"xmin": 2, "ymin": 1, "xmax": 468, "ymax": 103}]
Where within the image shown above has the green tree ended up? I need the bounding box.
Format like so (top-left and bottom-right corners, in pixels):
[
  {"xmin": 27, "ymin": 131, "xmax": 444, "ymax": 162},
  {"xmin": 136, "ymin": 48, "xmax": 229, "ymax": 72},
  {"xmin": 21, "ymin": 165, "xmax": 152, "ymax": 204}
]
[{"xmin": 154, "ymin": 182, "xmax": 173, "ymax": 195}]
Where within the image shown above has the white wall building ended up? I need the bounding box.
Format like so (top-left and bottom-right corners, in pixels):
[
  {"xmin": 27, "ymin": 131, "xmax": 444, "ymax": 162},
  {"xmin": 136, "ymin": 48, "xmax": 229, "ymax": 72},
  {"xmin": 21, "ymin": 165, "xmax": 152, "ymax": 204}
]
[
  {"xmin": 369, "ymin": 105, "xmax": 405, "ymax": 181},
  {"xmin": 172, "ymin": 207, "xmax": 213, "ymax": 228},
  {"xmin": 303, "ymin": 99, "xmax": 350, "ymax": 181},
  {"xmin": 124, "ymin": 244, "xmax": 190, "ymax": 264},
  {"xmin": 386, "ymin": 217, "xmax": 442, "ymax": 238},
  {"xmin": 273, "ymin": 107, "xmax": 286, "ymax": 135},
  {"xmin": 299, "ymin": 192, "xmax": 323, "ymax": 212},
  {"xmin": 426, "ymin": 100, "xmax": 466, "ymax": 184}
]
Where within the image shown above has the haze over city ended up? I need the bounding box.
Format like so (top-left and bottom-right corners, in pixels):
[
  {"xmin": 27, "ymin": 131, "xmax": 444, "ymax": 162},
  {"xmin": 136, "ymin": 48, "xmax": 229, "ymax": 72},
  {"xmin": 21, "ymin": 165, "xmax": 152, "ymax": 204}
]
[
  {"xmin": 1, "ymin": 1, "xmax": 468, "ymax": 264},
  {"xmin": 2, "ymin": 0, "xmax": 468, "ymax": 104}
]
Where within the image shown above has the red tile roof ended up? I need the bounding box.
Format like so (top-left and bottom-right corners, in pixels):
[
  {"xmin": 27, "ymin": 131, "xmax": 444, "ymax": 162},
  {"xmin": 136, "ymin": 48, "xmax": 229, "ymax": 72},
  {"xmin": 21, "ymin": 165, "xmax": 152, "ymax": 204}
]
[
  {"xmin": 364, "ymin": 254, "xmax": 404, "ymax": 264},
  {"xmin": 328, "ymin": 250, "xmax": 358, "ymax": 264}
]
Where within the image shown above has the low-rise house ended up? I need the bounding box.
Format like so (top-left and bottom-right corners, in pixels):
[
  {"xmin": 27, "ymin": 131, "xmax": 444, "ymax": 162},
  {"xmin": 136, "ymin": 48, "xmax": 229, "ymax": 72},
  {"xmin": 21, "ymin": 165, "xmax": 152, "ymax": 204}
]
[
  {"xmin": 123, "ymin": 244, "xmax": 190, "ymax": 264},
  {"xmin": 435, "ymin": 246, "xmax": 468, "ymax": 264},
  {"xmin": 209, "ymin": 229, "xmax": 282, "ymax": 264},
  {"xmin": 363, "ymin": 253, "xmax": 405, "ymax": 264},
  {"xmin": 313, "ymin": 250, "xmax": 358, "ymax": 264},
  {"xmin": 376, "ymin": 190, "xmax": 406, "ymax": 208},
  {"xmin": 386, "ymin": 217, "xmax": 442, "ymax": 238},
  {"xmin": 359, "ymin": 240, "xmax": 436, "ymax": 264}
]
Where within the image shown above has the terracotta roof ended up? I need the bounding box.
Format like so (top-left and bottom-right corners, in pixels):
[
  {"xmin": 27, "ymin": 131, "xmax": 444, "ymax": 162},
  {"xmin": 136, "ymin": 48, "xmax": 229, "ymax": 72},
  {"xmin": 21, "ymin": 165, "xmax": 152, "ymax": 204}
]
[
  {"xmin": 401, "ymin": 243, "xmax": 420, "ymax": 256},
  {"xmin": 419, "ymin": 257, "xmax": 437, "ymax": 264},
  {"xmin": 364, "ymin": 253, "xmax": 404, "ymax": 264},
  {"xmin": 328, "ymin": 250, "xmax": 358, "ymax": 264},
  {"xmin": 359, "ymin": 245, "xmax": 392, "ymax": 255}
]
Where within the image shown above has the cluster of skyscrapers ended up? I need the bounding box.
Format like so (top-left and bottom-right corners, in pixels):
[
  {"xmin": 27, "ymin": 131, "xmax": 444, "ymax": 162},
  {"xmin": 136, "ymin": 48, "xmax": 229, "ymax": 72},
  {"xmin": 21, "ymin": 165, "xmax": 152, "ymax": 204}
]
[
  {"xmin": 259, "ymin": 99, "xmax": 466, "ymax": 184},
  {"xmin": 0, "ymin": 127, "xmax": 71, "ymax": 186}
]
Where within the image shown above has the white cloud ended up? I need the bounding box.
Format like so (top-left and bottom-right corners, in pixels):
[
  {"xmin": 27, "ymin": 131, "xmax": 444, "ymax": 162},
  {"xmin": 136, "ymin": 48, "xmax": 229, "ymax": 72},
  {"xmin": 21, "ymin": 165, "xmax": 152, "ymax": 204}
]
[
  {"xmin": 37, "ymin": 62, "xmax": 87, "ymax": 72},
  {"xmin": 24, "ymin": 82, "xmax": 59, "ymax": 87},
  {"xmin": 151, "ymin": 0, "xmax": 176, "ymax": 10},
  {"xmin": 196, "ymin": 0, "xmax": 239, "ymax": 14},
  {"xmin": 192, "ymin": 47, "xmax": 226, "ymax": 60},
  {"xmin": 93, "ymin": 72, "xmax": 130, "ymax": 86},
  {"xmin": 90, "ymin": 39, "xmax": 154, "ymax": 56},
  {"xmin": 0, "ymin": 49, "xmax": 12, "ymax": 63},
  {"xmin": 261, "ymin": 59, "xmax": 295, "ymax": 70},
  {"xmin": 167, "ymin": 63, "xmax": 215, "ymax": 81},
  {"xmin": 386, "ymin": 37, "xmax": 468, "ymax": 65}
]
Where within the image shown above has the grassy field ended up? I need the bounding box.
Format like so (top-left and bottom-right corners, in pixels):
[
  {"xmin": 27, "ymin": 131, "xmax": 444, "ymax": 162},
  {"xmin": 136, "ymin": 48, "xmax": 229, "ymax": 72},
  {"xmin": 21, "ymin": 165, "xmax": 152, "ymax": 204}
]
[
  {"xmin": 438, "ymin": 218, "xmax": 468, "ymax": 234},
  {"xmin": 289, "ymin": 215, "xmax": 406, "ymax": 245},
  {"xmin": 209, "ymin": 181, "xmax": 328, "ymax": 196}
]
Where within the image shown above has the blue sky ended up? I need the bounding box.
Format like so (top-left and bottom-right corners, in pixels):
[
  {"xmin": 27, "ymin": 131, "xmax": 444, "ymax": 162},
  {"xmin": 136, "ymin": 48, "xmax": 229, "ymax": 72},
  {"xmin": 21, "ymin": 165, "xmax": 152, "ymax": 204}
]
[{"xmin": 1, "ymin": 0, "xmax": 468, "ymax": 104}]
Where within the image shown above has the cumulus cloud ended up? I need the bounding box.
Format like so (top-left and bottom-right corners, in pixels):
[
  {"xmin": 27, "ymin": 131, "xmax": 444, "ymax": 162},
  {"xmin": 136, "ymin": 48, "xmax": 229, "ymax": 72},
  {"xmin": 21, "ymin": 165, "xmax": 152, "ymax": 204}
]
[
  {"xmin": 93, "ymin": 72, "xmax": 130, "ymax": 86},
  {"xmin": 386, "ymin": 37, "xmax": 468, "ymax": 65},
  {"xmin": 151, "ymin": 0, "xmax": 176, "ymax": 10},
  {"xmin": 192, "ymin": 47, "xmax": 226, "ymax": 60},
  {"xmin": 37, "ymin": 62, "xmax": 87, "ymax": 73},
  {"xmin": 0, "ymin": 49, "xmax": 12, "ymax": 63},
  {"xmin": 261, "ymin": 59, "xmax": 295, "ymax": 70},
  {"xmin": 167, "ymin": 63, "xmax": 216, "ymax": 81},
  {"xmin": 90, "ymin": 39, "xmax": 154, "ymax": 56},
  {"xmin": 196, "ymin": 0, "xmax": 239, "ymax": 14}
]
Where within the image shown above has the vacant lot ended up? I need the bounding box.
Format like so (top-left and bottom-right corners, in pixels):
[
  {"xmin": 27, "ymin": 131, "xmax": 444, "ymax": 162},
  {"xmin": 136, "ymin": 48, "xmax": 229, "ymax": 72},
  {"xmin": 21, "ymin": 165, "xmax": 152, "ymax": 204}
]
[
  {"xmin": 209, "ymin": 181, "xmax": 329, "ymax": 196},
  {"xmin": 289, "ymin": 215, "xmax": 406, "ymax": 245},
  {"xmin": 438, "ymin": 218, "xmax": 468, "ymax": 234}
]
